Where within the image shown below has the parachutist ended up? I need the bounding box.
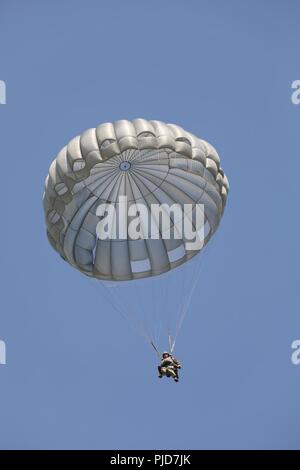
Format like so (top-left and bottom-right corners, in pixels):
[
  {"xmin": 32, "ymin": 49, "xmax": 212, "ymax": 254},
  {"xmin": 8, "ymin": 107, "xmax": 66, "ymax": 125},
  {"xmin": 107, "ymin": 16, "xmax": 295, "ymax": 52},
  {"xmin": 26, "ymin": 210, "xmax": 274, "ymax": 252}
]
[{"xmin": 158, "ymin": 352, "xmax": 181, "ymax": 382}]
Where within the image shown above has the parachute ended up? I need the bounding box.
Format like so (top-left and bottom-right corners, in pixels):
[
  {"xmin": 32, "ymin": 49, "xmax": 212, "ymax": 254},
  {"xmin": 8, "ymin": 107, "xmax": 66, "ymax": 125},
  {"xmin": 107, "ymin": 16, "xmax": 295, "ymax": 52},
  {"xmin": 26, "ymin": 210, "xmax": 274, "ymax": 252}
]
[{"xmin": 43, "ymin": 119, "xmax": 229, "ymax": 352}]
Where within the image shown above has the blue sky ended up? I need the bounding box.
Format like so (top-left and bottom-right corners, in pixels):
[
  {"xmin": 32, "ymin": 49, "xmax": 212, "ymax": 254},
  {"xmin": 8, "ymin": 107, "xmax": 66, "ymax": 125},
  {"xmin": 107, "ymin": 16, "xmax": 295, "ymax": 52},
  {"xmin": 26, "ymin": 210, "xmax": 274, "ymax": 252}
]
[{"xmin": 0, "ymin": 0, "xmax": 300, "ymax": 450}]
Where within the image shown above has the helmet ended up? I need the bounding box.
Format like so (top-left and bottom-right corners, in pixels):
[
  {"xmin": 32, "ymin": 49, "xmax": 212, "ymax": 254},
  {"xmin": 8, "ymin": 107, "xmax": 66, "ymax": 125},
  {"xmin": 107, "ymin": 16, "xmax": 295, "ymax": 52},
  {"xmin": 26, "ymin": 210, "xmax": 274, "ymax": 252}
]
[{"xmin": 162, "ymin": 351, "xmax": 170, "ymax": 358}]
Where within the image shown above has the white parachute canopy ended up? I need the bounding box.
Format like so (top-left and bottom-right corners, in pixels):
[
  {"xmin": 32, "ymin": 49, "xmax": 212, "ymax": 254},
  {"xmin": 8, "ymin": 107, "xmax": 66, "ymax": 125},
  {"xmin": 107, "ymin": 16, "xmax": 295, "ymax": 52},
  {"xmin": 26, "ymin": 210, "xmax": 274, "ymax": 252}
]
[{"xmin": 43, "ymin": 119, "xmax": 229, "ymax": 351}]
